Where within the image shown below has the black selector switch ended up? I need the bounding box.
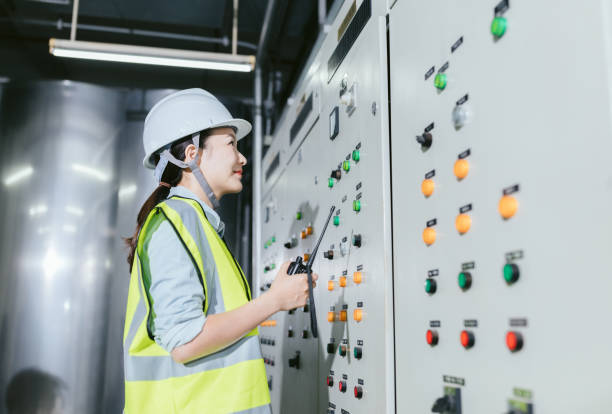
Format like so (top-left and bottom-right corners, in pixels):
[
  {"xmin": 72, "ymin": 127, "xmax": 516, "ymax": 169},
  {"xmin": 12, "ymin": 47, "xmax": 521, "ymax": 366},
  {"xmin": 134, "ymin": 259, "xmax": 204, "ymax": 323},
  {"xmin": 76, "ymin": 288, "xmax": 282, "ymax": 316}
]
[
  {"xmin": 331, "ymin": 169, "xmax": 342, "ymax": 180},
  {"xmin": 326, "ymin": 342, "xmax": 335, "ymax": 354},
  {"xmin": 288, "ymin": 352, "xmax": 300, "ymax": 369},
  {"xmin": 287, "ymin": 328, "xmax": 294, "ymax": 338},
  {"xmin": 323, "ymin": 250, "xmax": 334, "ymax": 260},
  {"xmin": 352, "ymin": 234, "xmax": 362, "ymax": 247},
  {"xmin": 416, "ymin": 132, "xmax": 433, "ymax": 149},
  {"xmin": 432, "ymin": 387, "xmax": 462, "ymax": 414}
]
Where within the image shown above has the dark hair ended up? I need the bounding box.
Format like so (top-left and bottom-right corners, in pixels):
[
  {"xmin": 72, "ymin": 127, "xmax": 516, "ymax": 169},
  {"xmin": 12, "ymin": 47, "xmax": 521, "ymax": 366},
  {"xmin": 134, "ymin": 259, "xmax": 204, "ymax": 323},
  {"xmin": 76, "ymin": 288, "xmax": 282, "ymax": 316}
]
[
  {"xmin": 5, "ymin": 368, "xmax": 66, "ymax": 414},
  {"xmin": 125, "ymin": 131, "xmax": 213, "ymax": 271}
]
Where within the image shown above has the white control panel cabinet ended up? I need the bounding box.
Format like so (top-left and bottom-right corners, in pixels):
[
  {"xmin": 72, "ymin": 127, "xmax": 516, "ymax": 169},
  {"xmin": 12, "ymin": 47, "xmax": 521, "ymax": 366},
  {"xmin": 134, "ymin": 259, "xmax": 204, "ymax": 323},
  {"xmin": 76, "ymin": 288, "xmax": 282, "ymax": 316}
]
[
  {"xmin": 389, "ymin": 1, "xmax": 612, "ymax": 413},
  {"xmin": 258, "ymin": 1, "xmax": 394, "ymax": 413}
]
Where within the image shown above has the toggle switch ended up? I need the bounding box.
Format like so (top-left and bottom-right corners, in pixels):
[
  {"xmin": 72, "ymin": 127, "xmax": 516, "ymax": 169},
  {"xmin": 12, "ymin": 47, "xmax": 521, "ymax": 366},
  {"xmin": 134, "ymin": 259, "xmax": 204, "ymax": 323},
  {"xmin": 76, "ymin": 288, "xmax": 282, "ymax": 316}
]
[{"xmin": 416, "ymin": 132, "xmax": 433, "ymax": 149}]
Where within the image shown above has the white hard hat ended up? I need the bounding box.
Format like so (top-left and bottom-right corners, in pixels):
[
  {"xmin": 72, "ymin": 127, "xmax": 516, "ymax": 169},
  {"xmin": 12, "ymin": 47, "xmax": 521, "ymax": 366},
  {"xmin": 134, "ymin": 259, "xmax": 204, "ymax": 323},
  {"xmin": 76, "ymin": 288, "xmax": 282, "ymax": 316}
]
[{"xmin": 142, "ymin": 88, "xmax": 252, "ymax": 169}]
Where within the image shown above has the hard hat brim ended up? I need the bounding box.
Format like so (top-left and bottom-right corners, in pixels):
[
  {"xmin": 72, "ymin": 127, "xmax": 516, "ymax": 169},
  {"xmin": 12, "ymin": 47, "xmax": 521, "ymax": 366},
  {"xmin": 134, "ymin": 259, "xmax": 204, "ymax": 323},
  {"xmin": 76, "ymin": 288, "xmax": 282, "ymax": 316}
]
[{"xmin": 143, "ymin": 117, "xmax": 252, "ymax": 169}]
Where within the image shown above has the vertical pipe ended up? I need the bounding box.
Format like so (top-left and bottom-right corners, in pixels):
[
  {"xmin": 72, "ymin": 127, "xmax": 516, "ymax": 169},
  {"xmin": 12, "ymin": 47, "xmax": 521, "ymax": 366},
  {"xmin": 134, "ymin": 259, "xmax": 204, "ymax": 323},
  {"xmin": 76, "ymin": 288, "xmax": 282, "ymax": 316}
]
[
  {"xmin": 70, "ymin": 0, "xmax": 79, "ymax": 41},
  {"xmin": 318, "ymin": 0, "xmax": 326, "ymax": 27},
  {"xmin": 253, "ymin": 67, "xmax": 263, "ymax": 294},
  {"xmin": 232, "ymin": 0, "xmax": 239, "ymax": 55}
]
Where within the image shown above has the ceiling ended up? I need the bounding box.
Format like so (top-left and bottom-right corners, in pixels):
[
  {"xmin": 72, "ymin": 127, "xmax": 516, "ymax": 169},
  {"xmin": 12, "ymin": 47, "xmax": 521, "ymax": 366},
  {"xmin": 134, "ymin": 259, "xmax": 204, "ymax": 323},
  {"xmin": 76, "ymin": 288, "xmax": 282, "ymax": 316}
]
[{"xmin": 0, "ymin": 0, "xmax": 329, "ymax": 105}]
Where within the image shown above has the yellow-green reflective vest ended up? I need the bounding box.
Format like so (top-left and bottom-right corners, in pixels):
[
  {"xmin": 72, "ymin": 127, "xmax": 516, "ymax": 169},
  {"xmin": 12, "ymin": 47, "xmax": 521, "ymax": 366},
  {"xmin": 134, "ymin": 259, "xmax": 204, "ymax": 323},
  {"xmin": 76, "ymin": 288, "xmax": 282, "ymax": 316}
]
[{"xmin": 123, "ymin": 196, "xmax": 270, "ymax": 414}]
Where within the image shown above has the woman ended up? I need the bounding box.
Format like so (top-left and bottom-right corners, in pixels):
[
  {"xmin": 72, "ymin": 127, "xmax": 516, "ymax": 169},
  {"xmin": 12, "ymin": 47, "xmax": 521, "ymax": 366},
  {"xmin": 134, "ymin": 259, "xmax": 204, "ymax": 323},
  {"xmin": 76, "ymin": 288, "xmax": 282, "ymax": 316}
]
[{"xmin": 123, "ymin": 89, "xmax": 316, "ymax": 414}]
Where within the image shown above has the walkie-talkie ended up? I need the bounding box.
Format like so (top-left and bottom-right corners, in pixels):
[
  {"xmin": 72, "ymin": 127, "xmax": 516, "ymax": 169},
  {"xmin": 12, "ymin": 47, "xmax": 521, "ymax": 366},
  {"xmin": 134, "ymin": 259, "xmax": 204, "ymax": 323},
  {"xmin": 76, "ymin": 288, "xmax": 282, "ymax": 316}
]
[{"xmin": 286, "ymin": 205, "xmax": 336, "ymax": 338}]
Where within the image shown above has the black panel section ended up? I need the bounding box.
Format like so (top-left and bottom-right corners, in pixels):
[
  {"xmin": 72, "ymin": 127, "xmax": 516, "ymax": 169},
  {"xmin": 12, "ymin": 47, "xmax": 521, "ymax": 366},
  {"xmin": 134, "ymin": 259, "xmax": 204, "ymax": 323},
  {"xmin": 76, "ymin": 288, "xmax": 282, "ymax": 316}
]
[
  {"xmin": 290, "ymin": 93, "xmax": 313, "ymax": 144},
  {"xmin": 265, "ymin": 152, "xmax": 280, "ymax": 182},
  {"xmin": 327, "ymin": 0, "xmax": 372, "ymax": 82}
]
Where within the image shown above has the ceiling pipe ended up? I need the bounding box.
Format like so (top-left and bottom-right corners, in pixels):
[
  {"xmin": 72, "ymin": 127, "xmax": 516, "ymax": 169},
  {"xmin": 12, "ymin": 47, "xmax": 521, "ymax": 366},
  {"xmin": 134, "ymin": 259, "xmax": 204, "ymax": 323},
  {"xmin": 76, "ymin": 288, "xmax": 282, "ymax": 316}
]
[
  {"xmin": 252, "ymin": 0, "xmax": 277, "ymax": 293},
  {"xmin": 1, "ymin": 17, "xmax": 258, "ymax": 51}
]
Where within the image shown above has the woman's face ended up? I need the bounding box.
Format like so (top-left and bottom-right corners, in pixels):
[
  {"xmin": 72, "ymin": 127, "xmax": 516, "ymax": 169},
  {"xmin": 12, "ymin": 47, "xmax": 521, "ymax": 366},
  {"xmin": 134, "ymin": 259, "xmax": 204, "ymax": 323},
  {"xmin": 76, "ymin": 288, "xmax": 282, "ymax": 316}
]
[{"xmin": 198, "ymin": 127, "xmax": 247, "ymax": 197}]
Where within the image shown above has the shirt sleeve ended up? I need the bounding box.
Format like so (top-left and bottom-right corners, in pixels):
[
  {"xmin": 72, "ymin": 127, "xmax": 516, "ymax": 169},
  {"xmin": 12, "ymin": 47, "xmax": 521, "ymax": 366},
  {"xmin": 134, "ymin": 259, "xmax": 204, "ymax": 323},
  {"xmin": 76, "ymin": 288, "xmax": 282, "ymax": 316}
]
[{"xmin": 147, "ymin": 220, "xmax": 207, "ymax": 353}]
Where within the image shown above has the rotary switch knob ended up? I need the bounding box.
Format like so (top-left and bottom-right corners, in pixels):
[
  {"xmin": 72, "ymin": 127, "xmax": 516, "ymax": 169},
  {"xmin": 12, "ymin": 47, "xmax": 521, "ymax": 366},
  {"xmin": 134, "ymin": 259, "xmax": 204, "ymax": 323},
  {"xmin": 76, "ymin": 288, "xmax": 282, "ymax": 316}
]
[
  {"xmin": 352, "ymin": 234, "xmax": 362, "ymax": 247},
  {"xmin": 323, "ymin": 250, "xmax": 334, "ymax": 260},
  {"xmin": 416, "ymin": 132, "xmax": 433, "ymax": 149},
  {"xmin": 330, "ymin": 169, "xmax": 342, "ymax": 180}
]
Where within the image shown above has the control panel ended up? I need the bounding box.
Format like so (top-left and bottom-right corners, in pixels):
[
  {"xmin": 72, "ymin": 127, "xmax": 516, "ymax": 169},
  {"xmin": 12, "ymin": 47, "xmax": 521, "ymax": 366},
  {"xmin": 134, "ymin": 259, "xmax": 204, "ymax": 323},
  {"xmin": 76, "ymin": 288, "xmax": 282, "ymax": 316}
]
[
  {"xmin": 258, "ymin": 0, "xmax": 394, "ymax": 413},
  {"xmin": 389, "ymin": 0, "xmax": 612, "ymax": 413}
]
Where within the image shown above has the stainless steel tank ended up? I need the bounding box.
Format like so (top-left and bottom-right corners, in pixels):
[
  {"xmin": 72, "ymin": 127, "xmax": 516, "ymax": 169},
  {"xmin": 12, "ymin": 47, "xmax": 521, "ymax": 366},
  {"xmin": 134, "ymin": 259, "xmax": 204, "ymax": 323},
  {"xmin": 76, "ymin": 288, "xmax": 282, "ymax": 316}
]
[{"xmin": 0, "ymin": 81, "xmax": 125, "ymax": 414}]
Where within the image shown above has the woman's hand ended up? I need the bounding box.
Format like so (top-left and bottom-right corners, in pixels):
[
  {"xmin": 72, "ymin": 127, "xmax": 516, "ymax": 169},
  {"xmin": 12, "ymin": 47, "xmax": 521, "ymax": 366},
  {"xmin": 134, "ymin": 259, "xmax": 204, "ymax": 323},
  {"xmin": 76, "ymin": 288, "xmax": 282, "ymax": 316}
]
[{"xmin": 268, "ymin": 261, "xmax": 319, "ymax": 311}]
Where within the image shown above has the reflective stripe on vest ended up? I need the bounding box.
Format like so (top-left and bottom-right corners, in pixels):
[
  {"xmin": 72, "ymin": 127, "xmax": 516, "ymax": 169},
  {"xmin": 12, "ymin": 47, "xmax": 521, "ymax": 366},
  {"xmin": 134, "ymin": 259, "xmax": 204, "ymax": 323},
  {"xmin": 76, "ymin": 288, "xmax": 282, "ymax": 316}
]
[{"xmin": 123, "ymin": 197, "xmax": 270, "ymax": 414}]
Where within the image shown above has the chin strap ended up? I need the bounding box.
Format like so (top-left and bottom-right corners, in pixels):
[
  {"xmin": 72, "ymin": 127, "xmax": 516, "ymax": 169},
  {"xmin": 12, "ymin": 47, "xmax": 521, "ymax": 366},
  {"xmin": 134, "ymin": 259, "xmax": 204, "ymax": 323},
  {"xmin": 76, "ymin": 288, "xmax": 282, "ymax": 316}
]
[{"xmin": 153, "ymin": 133, "xmax": 220, "ymax": 210}]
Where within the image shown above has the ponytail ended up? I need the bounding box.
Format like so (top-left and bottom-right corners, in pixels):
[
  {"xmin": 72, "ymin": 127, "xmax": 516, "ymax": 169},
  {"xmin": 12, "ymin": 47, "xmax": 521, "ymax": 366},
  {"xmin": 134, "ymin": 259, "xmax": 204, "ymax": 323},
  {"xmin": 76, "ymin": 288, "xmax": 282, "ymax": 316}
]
[
  {"xmin": 125, "ymin": 129, "xmax": 214, "ymax": 271},
  {"xmin": 125, "ymin": 184, "xmax": 171, "ymax": 271}
]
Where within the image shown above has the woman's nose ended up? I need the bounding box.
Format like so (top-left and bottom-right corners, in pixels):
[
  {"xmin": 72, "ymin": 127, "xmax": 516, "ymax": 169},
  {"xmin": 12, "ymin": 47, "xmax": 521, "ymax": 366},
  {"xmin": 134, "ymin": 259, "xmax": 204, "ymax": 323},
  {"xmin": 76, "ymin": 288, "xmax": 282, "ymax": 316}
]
[{"xmin": 238, "ymin": 151, "xmax": 247, "ymax": 166}]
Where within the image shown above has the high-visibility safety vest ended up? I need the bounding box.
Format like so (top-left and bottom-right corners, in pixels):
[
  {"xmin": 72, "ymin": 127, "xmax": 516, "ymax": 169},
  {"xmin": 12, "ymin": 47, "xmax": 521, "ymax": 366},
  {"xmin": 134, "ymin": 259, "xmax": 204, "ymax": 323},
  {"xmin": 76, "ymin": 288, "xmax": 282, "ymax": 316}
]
[{"xmin": 123, "ymin": 196, "xmax": 271, "ymax": 414}]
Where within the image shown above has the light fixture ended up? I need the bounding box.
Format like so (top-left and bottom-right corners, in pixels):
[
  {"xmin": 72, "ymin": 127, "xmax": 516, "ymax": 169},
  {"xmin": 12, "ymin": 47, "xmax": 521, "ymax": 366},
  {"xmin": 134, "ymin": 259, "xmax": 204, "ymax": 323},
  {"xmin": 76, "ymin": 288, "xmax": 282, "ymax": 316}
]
[
  {"xmin": 65, "ymin": 205, "xmax": 84, "ymax": 217},
  {"xmin": 118, "ymin": 184, "xmax": 137, "ymax": 199},
  {"xmin": 49, "ymin": 39, "xmax": 255, "ymax": 72},
  {"xmin": 3, "ymin": 166, "xmax": 34, "ymax": 187},
  {"xmin": 71, "ymin": 163, "xmax": 110, "ymax": 182}
]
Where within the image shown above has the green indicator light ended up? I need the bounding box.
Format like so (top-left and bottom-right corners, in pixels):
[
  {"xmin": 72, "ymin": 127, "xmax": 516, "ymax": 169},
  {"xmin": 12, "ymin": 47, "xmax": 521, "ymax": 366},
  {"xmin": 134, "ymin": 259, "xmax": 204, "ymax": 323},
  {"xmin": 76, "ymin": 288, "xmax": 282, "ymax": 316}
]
[
  {"xmin": 503, "ymin": 263, "xmax": 520, "ymax": 284},
  {"xmin": 328, "ymin": 178, "xmax": 334, "ymax": 188},
  {"xmin": 425, "ymin": 279, "xmax": 434, "ymax": 294},
  {"xmin": 434, "ymin": 73, "xmax": 447, "ymax": 90},
  {"xmin": 458, "ymin": 272, "xmax": 468, "ymax": 289},
  {"xmin": 353, "ymin": 200, "xmax": 361, "ymax": 212},
  {"xmin": 270, "ymin": 263, "xmax": 276, "ymax": 270},
  {"xmin": 271, "ymin": 236, "xmax": 276, "ymax": 243},
  {"xmin": 491, "ymin": 16, "xmax": 507, "ymax": 38},
  {"xmin": 352, "ymin": 150, "xmax": 360, "ymax": 162},
  {"xmin": 296, "ymin": 211, "xmax": 302, "ymax": 220},
  {"xmin": 342, "ymin": 160, "xmax": 350, "ymax": 172},
  {"xmin": 333, "ymin": 216, "xmax": 340, "ymax": 226},
  {"xmin": 264, "ymin": 244, "xmax": 268, "ymax": 249}
]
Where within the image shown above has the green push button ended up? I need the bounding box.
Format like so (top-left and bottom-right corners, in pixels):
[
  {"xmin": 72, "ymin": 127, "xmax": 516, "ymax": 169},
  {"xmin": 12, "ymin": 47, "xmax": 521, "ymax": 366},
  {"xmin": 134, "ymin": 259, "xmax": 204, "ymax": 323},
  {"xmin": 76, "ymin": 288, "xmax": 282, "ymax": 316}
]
[
  {"xmin": 352, "ymin": 150, "xmax": 360, "ymax": 162},
  {"xmin": 271, "ymin": 236, "xmax": 276, "ymax": 243},
  {"xmin": 491, "ymin": 16, "xmax": 507, "ymax": 38},
  {"xmin": 434, "ymin": 73, "xmax": 447, "ymax": 90},
  {"xmin": 342, "ymin": 160, "xmax": 350, "ymax": 172},
  {"xmin": 424, "ymin": 278, "xmax": 436, "ymax": 294},
  {"xmin": 296, "ymin": 211, "xmax": 302, "ymax": 220},
  {"xmin": 503, "ymin": 263, "xmax": 520, "ymax": 284},
  {"xmin": 270, "ymin": 263, "xmax": 276, "ymax": 270},
  {"xmin": 328, "ymin": 178, "xmax": 334, "ymax": 188},
  {"xmin": 458, "ymin": 272, "xmax": 472, "ymax": 290},
  {"xmin": 353, "ymin": 200, "xmax": 361, "ymax": 212},
  {"xmin": 333, "ymin": 216, "xmax": 340, "ymax": 226}
]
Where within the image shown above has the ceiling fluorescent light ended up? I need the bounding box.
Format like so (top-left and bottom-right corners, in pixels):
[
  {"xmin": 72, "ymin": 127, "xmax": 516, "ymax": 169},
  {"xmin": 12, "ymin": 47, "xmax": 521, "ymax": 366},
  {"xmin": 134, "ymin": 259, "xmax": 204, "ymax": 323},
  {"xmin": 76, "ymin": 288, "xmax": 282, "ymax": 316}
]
[{"xmin": 49, "ymin": 39, "xmax": 255, "ymax": 72}]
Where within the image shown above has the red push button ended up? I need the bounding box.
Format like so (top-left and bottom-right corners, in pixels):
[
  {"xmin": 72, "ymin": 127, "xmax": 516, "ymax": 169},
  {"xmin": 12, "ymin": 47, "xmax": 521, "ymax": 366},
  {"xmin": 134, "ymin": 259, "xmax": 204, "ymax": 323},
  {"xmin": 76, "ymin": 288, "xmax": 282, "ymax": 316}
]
[
  {"xmin": 506, "ymin": 331, "xmax": 523, "ymax": 352},
  {"xmin": 339, "ymin": 381, "xmax": 347, "ymax": 393},
  {"xmin": 426, "ymin": 329, "xmax": 439, "ymax": 346},
  {"xmin": 460, "ymin": 330, "xmax": 475, "ymax": 349},
  {"xmin": 354, "ymin": 386, "xmax": 363, "ymax": 399},
  {"xmin": 326, "ymin": 376, "xmax": 334, "ymax": 387}
]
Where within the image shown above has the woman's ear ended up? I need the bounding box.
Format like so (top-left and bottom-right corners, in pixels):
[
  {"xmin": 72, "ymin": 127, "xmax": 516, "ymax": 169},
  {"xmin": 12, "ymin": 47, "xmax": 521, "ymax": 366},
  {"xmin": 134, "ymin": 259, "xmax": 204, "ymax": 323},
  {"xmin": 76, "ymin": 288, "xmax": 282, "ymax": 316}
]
[{"xmin": 183, "ymin": 144, "xmax": 199, "ymax": 164}]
